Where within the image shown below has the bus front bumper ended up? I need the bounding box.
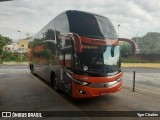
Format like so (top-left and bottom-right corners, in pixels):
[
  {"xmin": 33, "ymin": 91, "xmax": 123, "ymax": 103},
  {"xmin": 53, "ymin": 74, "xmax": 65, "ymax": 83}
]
[{"xmin": 72, "ymin": 80, "xmax": 122, "ymax": 98}]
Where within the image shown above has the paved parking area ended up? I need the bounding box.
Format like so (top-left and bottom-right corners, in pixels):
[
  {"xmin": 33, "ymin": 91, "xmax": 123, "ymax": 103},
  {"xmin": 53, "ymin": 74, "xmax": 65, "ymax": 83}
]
[{"xmin": 0, "ymin": 65, "xmax": 159, "ymax": 120}]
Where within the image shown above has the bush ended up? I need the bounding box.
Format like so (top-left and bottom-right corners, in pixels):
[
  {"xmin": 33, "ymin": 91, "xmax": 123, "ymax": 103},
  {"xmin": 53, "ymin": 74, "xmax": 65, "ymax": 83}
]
[
  {"xmin": 2, "ymin": 51, "xmax": 28, "ymax": 62},
  {"xmin": 121, "ymin": 54, "xmax": 160, "ymax": 63},
  {"xmin": 0, "ymin": 59, "xmax": 3, "ymax": 64},
  {"xmin": 120, "ymin": 42, "xmax": 132, "ymax": 57},
  {"xmin": 121, "ymin": 57, "xmax": 147, "ymax": 63}
]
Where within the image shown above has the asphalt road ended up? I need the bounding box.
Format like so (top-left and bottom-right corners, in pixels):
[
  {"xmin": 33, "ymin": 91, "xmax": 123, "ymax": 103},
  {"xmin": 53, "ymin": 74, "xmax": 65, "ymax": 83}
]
[
  {"xmin": 122, "ymin": 67, "xmax": 160, "ymax": 73},
  {"xmin": 122, "ymin": 67, "xmax": 160, "ymax": 94},
  {"xmin": 0, "ymin": 65, "xmax": 160, "ymax": 120}
]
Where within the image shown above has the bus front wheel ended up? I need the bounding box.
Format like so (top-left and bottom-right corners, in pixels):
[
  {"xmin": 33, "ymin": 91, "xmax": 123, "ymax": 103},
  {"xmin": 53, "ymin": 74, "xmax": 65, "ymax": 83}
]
[
  {"xmin": 31, "ymin": 65, "xmax": 35, "ymax": 75},
  {"xmin": 51, "ymin": 74, "xmax": 59, "ymax": 91}
]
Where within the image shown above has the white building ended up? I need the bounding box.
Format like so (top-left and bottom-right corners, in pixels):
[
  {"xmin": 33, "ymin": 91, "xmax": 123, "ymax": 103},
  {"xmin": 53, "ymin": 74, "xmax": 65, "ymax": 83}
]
[{"xmin": 3, "ymin": 43, "xmax": 19, "ymax": 52}]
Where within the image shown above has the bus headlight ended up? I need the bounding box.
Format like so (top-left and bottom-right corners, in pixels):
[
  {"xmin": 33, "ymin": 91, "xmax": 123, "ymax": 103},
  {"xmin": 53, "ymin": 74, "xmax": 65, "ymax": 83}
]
[
  {"xmin": 66, "ymin": 72, "xmax": 90, "ymax": 86},
  {"xmin": 73, "ymin": 79, "xmax": 90, "ymax": 86}
]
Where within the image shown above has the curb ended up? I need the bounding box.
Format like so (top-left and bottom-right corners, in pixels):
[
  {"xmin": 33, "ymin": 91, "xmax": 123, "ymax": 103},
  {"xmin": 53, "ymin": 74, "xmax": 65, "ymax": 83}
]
[
  {"xmin": 2, "ymin": 61, "xmax": 28, "ymax": 65},
  {"xmin": 122, "ymin": 63, "xmax": 160, "ymax": 68}
]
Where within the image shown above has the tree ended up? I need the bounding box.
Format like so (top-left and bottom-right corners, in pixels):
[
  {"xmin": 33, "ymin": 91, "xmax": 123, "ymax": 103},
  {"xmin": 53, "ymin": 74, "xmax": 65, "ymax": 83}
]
[
  {"xmin": 0, "ymin": 34, "xmax": 12, "ymax": 61},
  {"xmin": 138, "ymin": 32, "xmax": 160, "ymax": 54},
  {"xmin": 0, "ymin": 35, "xmax": 6, "ymax": 57},
  {"xmin": 131, "ymin": 36, "xmax": 142, "ymax": 45},
  {"xmin": 120, "ymin": 42, "xmax": 132, "ymax": 57}
]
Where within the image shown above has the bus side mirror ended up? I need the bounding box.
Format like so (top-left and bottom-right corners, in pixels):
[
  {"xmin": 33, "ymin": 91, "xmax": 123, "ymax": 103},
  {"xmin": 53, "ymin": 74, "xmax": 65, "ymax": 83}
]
[
  {"xmin": 59, "ymin": 33, "xmax": 82, "ymax": 53},
  {"xmin": 73, "ymin": 33, "xmax": 82, "ymax": 53}
]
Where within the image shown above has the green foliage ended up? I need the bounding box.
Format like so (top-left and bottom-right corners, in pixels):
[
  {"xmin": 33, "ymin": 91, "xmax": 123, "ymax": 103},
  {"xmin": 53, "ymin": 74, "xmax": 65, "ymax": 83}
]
[
  {"xmin": 0, "ymin": 34, "xmax": 12, "ymax": 58},
  {"xmin": 45, "ymin": 29, "xmax": 55, "ymax": 40},
  {"xmin": 122, "ymin": 55, "xmax": 160, "ymax": 63},
  {"xmin": 132, "ymin": 32, "xmax": 160, "ymax": 54},
  {"xmin": 1, "ymin": 51, "xmax": 28, "ymax": 62},
  {"xmin": 120, "ymin": 42, "xmax": 132, "ymax": 57},
  {"xmin": 131, "ymin": 37, "xmax": 142, "ymax": 43},
  {"xmin": 121, "ymin": 32, "xmax": 160, "ymax": 63},
  {"xmin": 0, "ymin": 35, "xmax": 12, "ymax": 46},
  {"xmin": 121, "ymin": 57, "xmax": 147, "ymax": 63},
  {"xmin": 0, "ymin": 36, "xmax": 6, "ymax": 55}
]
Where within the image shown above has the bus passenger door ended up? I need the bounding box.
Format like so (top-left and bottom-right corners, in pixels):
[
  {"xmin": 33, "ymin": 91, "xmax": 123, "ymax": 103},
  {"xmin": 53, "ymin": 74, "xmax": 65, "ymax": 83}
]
[
  {"xmin": 59, "ymin": 43, "xmax": 73, "ymax": 95},
  {"xmin": 61, "ymin": 53, "xmax": 73, "ymax": 95}
]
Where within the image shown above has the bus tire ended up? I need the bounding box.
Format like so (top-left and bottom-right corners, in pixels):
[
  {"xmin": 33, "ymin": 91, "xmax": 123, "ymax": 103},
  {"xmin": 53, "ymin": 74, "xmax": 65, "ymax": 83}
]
[
  {"xmin": 51, "ymin": 74, "xmax": 59, "ymax": 91},
  {"xmin": 31, "ymin": 65, "xmax": 35, "ymax": 75}
]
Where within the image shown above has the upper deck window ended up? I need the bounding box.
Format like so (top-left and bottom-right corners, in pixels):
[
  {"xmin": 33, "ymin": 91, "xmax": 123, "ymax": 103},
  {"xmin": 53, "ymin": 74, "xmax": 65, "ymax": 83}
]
[{"xmin": 67, "ymin": 11, "xmax": 117, "ymax": 39}]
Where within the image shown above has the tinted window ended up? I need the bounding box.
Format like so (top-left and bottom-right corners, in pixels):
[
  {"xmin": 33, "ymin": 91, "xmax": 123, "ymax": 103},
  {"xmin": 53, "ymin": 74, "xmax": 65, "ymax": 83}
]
[
  {"xmin": 67, "ymin": 11, "xmax": 117, "ymax": 39},
  {"xmin": 75, "ymin": 45, "xmax": 120, "ymax": 76},
  {"xmin": 55, "ymin": 13, "xmax": 70, "ymax": 35},
  {"xmin": 54, "ymin": 13, "xmax": 70, "ymax": 52}
]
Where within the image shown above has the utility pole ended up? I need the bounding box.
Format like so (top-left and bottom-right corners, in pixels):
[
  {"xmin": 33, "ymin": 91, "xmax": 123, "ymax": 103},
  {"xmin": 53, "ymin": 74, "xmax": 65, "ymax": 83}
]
[
  {"xmin": 18, "ymin": 30, "xmax": 22, "ymax": 60},
  {"xmin": 26, "ymin": 33, "xmax": 30, "ymax": 38},
  {"xmin": 118, "ymin": 24, "xmax": 120, "ymax": 38}
]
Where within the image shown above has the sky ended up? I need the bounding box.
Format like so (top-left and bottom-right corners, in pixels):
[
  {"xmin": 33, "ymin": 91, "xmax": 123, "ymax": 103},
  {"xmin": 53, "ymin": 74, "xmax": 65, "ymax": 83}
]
[{"xmin": 0, "ymin": 0, "xmax": 160, "ymax": 42}]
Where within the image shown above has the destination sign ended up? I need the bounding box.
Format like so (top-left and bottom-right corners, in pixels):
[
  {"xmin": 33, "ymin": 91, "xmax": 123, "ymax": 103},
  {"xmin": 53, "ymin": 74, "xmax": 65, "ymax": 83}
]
[{"xmin": 82, "ymin": 45, "xmax": 99, "ymax": 49}]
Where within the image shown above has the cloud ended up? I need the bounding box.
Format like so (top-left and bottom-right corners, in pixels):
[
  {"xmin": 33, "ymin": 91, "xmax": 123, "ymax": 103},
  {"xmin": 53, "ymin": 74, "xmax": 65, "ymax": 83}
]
[{"xmin": 0, "ymin": 0, "xmax": 160, "ymax": 41}]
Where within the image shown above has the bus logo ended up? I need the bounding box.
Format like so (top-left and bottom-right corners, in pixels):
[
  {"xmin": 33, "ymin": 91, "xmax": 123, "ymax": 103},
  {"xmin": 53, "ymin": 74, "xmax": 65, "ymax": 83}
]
[
  {"xmin": 2, "ymin": 112, "xmax": 11, "ymax": 117},
  {"xmin": 91, "ymin": 40, "xmax": 105, "ymax": 44}
]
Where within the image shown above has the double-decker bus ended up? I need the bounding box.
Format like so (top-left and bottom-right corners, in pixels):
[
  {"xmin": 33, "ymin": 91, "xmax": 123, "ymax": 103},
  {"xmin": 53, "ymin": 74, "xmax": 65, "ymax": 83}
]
[{"xmin": 28, "ymin": 10, "xmax": 123, "ymax": 98}]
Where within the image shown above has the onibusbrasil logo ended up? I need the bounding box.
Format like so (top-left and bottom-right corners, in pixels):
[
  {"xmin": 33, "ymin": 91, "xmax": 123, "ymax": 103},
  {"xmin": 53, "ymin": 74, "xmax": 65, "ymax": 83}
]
[{"xmin": 1, "ymin": 112, "xmax": 42, "ymax": 118}]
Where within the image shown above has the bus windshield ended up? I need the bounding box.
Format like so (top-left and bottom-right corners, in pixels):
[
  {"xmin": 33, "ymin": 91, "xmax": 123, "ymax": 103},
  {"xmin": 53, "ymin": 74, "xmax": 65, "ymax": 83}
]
[
  {"xmin": 67, "ymin": 11, "xmax": 118, "ymax": 39},
  {"xmin": 74, "ymin": 45, "xmax": 121, "ymax": 76}
]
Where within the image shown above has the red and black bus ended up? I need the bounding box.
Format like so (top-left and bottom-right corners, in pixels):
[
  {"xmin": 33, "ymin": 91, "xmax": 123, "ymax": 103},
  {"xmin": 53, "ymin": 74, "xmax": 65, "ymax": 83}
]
[{"xmin": 28, "ymin": 10, "xmax": 123, "ymax": 98}]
